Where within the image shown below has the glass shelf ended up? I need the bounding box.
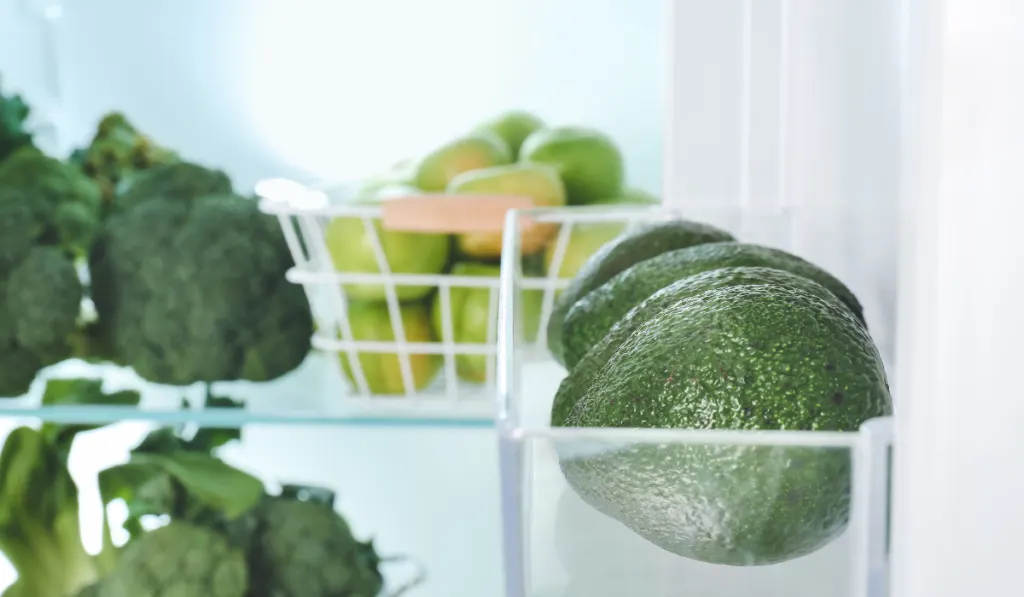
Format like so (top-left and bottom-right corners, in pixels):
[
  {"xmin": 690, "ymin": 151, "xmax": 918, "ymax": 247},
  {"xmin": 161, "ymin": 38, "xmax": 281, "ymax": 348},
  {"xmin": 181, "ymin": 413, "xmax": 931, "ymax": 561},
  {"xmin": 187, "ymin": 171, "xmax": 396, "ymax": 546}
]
[{"xmin": 0, "ymin": 354, "xmax": 496, "ymax": 428}]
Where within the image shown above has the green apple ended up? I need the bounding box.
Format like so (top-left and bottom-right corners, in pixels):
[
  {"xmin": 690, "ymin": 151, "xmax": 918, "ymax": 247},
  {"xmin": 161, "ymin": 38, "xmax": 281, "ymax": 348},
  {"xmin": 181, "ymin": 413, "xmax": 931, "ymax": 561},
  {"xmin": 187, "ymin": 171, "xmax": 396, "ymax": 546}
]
[
  {"xmin": 325, "ymin": 185, "xmax": 451, "ymax": 302},
  {"xmin": 519, "ymin": 126, "xmax": 625, "ymax": 205},
  {"xmin": 413, "ymin": 131, "xmax": 512, "ymax": 192},
  {"xmin": 355, "ymin": 157, "xmax": 417, "ymax": 195},
  {"xmin": 447, "ymin": 162, "xmax": 567, "ymax": 259},
  {"xmin": 543, "ymin": 188, "xmax": 660, "ymax": 280},
  {"xmin": 475, "ymin": 110, "xmax": 546, "ymax": 158},
  {"xmin": 617, "ymin": 186, "xmax": 659, "ymax": 205},
  {"xmin": 339, "ymin": 301, "xmax": 441, "ymax": 394},
  {"xmin": 430, "ymin": 262, "xmax": 542, "ymax": 383}
]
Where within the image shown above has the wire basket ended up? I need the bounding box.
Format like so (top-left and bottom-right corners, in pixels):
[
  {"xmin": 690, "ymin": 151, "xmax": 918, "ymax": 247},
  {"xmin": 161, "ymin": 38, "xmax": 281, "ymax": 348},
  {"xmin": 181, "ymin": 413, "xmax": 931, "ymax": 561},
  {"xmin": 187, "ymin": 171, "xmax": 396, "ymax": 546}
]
[{"xmin": 257, "ymin": 179, "xmax": 582, "ymax": 417}]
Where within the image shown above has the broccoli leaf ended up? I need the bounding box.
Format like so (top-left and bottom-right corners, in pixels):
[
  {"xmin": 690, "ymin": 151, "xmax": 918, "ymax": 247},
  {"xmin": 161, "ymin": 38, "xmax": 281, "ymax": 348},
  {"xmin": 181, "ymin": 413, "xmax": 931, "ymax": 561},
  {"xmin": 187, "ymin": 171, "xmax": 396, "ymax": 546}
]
[
  {"xmin": 128, "ymin": 451, "xmax": 263, "ymax": 520},
  {"xmin": 96, "ymin": 449, "xmax": 264, "ymax": 578},
  {"xmin": 186, "ymin": 390, "xmax": 244, "ymax": 453},
  {"xmin": 38, "ymin": 378, "xmax": 141, "ymax": 460}
]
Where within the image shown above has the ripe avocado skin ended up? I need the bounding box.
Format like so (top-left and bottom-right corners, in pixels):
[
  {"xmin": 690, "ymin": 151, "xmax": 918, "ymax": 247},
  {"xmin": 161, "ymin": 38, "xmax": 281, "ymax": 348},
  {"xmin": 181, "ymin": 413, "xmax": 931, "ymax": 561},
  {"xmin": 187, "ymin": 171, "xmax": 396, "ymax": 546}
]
[
  {"xmin": 558, "ymin": 283, "xmax": 892, "ymax": 565},
  {"xmin": 561, "ymin": 241, "xmax": 866, "ymax": 370},
  {"xmin": 546, "ymin": 220, "xmax": 735, "ymax": 366},
  {"xmin": 550, "ymin": 266, "xmax": 853, "ymax": 426}
]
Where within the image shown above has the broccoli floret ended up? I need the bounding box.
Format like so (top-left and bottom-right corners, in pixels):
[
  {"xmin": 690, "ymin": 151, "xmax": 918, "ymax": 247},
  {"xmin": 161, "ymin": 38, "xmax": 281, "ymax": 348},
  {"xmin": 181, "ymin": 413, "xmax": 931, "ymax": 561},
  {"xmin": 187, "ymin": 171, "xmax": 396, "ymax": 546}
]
[
  {"xmin": 6, "ymin": 247, "xmax": 82, "ymax": 362},
  {"xmin": 0, "ymin": 82, "xmax": 33, "ymax": 164},
  {"xmin": 89, "ymin": 174, "xmax": 312, "ymax": 385},
  {"xmin": 0, "ymin": 160, "xmax": 90, "ymax": 395},
  {"xmin": 0, "ymin": 191, "xmax": 41, "ymax": 276},
  {"xmin": 0, "ymin": 245, "xmax": 82, "ymax": 397},
  {"xmin": 0, "ymin": 147, "xmax": 103, "ymax": 255},
  {"xmin": 95, "ymin": 522, "xmax": 248, "ymax": 597},
  {"xmin": 243, "ymin": 490, "xmax": 385, "ymax": 597},
  {"xmin": 71, "ymin": 112, "xmax": 179, "ymax": 208},
  {"xmin": 115, "ymin": 161, "xmax": 232, "ymax": 213}
]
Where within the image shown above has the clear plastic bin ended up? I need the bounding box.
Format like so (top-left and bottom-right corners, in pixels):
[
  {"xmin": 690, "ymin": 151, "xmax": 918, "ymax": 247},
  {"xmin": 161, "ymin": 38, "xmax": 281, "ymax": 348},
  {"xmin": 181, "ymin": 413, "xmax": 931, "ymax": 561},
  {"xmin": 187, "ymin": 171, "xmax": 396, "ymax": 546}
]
[{"xmin": 496, "ymin": 205, "xmax": 895, "ymax": 597}]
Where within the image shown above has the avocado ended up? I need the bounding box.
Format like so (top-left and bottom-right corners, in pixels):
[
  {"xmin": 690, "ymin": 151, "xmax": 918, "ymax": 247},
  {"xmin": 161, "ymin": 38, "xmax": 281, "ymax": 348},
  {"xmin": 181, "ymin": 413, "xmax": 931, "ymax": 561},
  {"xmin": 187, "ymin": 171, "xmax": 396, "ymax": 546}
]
[
  {"xmin": 545, "ymin": 220, "xmax": 735, "ymax": 366},
  {"xmin": 561, "ymin": 241, "xmax": 866, "ymax": 369},
  {"xmin": 558, "ymin": 283, "xmax": 892, "ymax": 565},
  {"xmin": 550, "ymin": 266, "xmax": 854, "ymax": 426}
]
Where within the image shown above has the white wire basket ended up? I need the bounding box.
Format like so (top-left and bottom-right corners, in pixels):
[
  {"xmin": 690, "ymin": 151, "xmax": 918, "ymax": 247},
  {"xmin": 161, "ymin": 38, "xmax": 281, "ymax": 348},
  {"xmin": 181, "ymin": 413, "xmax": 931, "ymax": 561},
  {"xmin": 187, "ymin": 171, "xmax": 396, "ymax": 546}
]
[
  {"xmin": 495, "ymin": 205, "xmax": 897, "ymax": 597},
  {"xmin": 256, "ymin": 179, "xmax": 581, "ymax": 419}
]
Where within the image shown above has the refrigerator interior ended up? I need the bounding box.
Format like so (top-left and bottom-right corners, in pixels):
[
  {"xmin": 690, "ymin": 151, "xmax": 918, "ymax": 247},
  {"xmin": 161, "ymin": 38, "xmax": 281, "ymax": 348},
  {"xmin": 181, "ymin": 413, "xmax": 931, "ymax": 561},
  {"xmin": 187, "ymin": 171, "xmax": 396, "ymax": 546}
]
[{"xmin": 0, "ymin": 0, "xmax": 908, "ymax": 595}]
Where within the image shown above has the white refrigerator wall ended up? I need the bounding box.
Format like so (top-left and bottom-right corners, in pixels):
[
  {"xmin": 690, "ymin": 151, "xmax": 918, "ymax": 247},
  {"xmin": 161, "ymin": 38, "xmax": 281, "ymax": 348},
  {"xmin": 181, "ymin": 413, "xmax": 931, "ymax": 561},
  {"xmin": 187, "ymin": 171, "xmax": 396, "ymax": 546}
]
[
  {"xmin": 665, "ymin": 0, "xmax": 904, "ymax": 369},
  {"xmin": 9, "ymin": 0, "xmax": 666, "ymax": 191}
]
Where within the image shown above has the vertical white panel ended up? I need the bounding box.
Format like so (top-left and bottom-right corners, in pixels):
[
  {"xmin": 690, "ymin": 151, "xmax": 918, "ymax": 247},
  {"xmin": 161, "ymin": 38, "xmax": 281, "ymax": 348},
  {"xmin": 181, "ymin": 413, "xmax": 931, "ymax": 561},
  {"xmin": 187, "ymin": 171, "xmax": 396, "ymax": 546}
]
[
  {"xmin": 893, "ymin": 1, "xmax": 1024, "ymax": 596},
  {"xmin": 663, "ymin": 0, "xmax": 903, "ymax": 209}
]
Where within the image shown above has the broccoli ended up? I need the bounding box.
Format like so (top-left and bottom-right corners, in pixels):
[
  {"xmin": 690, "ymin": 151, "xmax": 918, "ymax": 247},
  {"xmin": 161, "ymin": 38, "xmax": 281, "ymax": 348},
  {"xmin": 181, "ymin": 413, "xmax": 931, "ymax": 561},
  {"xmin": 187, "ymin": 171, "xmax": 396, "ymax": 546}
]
[
  {"xmin": 0, "ymin": 147, "xmax": 103, "ymax": 255},
  {"xmin": 242, "ymin": 488, "xmax": 385, "ymax": 597},
  {"xmin": 0, "ymin": 427, "xmax": 99, "ymax": 597},
  {"xmin": 95, "ymin": 522, "xmax": 248, "ymax": 597},
  {"xmin": 0, "ymin": 190, "xmax": 41, "ymax": 272},
  {"xmin": 6, "ymin": 247, "xmax": 82, "ymax": 362},
  {"xmin": 0, "ymin": 245, "xmax": 83, "ymax": 397},
  {"xmin": 0, "ymin": 81, "xmax": 32, "ymax": 165},
  {"xmin": 88, "ymin": 165, "xmax": 312, "ymax": 385},
  {"xmin": 69, "ymin": 112, "xmax": 179, "ymax": 209},
  {"xmin": 114, "ymin": 161, "xmax": 232, "ymax": 213}
]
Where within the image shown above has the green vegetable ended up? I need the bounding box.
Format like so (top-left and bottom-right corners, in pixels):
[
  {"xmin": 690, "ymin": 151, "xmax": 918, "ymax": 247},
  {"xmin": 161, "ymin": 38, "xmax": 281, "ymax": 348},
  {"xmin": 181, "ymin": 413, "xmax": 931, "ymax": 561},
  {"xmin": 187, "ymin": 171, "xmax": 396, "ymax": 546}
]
[
  {"xmin": 97, "ymin": 422, "xmax": 264, "ymax": 544},
  {"xmin": 96, "ymin": 435, "xmax": 389, "ymax": 597},
  {"xmin": 242, "ymin": 487, "xmax": 385, "ymax": 597},
  {"xmin": 0, "ymin": 82, "xmax": 33, "ymax": 165},
  {"xmin": 0, "ymin": 245, "xmax": 83, "ymax": 397},
  {"xmin": 560, "ymin": 283, "xmax": 892, "ymax": 565},
  {"xmin": 0, "ymin": 427, "xmax": 97, "ymax": 597},
  {"xmin": 68, "ymin": 112, "xmax": 179, "ymax": 211},
  {"xmin": 96, "ymin": 522, "xmax": 248, "ymax": 597},
  {"xmin": 0, "ymin": 147, "xmax": 103, "ymax": 256},
  {"xmin": 6, "ymin": 247, "xmax": 82, "ymax": 361},
  {"xmin": 113, "ymin": 161, "xmax": 231, "ymax": 213},
  {"xmin": 87, "ymin": 165, "xmax": 313, "ymax": 385},
  {"xmin": 0, "ymin": 379, "xmax": 142, "ymax": 597}
]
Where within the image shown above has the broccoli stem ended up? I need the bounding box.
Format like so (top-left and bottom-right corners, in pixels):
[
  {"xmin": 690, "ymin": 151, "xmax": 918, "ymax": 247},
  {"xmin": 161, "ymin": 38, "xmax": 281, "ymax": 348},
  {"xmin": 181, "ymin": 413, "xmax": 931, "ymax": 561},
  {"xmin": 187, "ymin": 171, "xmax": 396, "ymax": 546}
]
[{"xmin": 0, "ymin": 506, "xmax": 98, "ymax": 597}]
